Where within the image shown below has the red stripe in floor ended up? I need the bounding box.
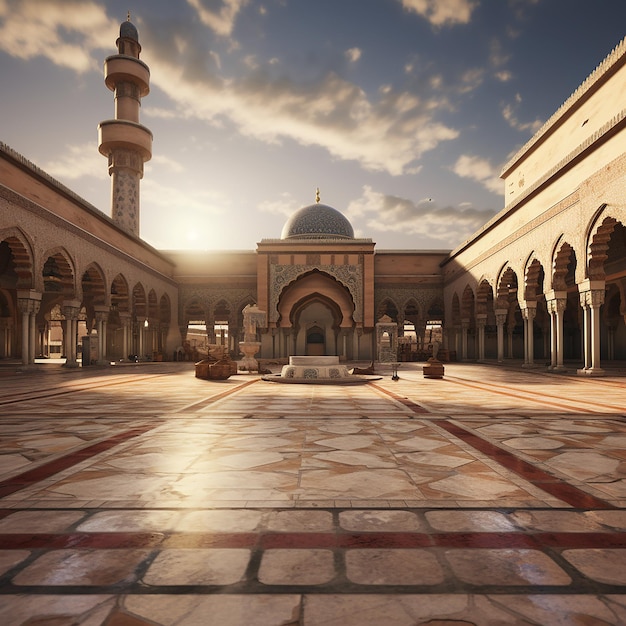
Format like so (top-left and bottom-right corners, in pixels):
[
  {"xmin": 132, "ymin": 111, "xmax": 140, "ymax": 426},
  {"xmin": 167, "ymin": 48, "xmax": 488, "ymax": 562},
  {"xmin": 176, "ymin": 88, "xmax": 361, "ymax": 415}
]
[
  {"xmin": 0, "ymin": 530, "xmax": 623, "ymax": 551},
  {"xmin": 370, "ymin": 383, "xmax": 430, "ymax": 413},
  {"xmin": 175, "ymin": 378, "xmax": 260, "ymax": 412},
  {"xmin": 0, "ymin": 424, "xmax": 157, "ymax": 499},
  {"xmin": 437, "ymin": 421, "xmax": 616, "ymax": 510}
]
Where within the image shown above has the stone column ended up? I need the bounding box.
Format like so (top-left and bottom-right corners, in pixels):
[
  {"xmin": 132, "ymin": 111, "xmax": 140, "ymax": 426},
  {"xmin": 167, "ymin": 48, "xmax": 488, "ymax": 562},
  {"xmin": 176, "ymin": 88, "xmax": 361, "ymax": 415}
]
[
  {"xmin": 451, "ymin": 324, "xmax": 460, "ymax": 358},
  {"xmin": 118, "ymin": 313, "xmax": 131, "ymax": 359},
  {"xmin": 545, "ymin": 290, "xmax": 567, "ymax": 371},
  {"xmin": 460, "ymin": 319, "xmax": 469, "ymax": 361},
  {"xmin": 353, "ymin": 328, "xmax": 361, "ymax": 361},
  {"xmin": 94, "ymin": 305, "xmax": 110, "ymax": 364},
  {"xmin": 0, "ymin": 318, "xmax": 12, "ymax": 357},
  {"xmin": 577, "ymin": 280, "xmax": 605, "ymax": 376},
  {"xmin": 62, "ymin": 299, "xmax": 81, "ymax": 367},
  {"xmin": 495, "ymin": 309, "xmax": 507, "ymax": 363},
  {"xmin": 476, "ymin": 314, "xmax": 487, "ymax": 362},
  {"xmin": 138, "ymin": 320, "xmax": 146, "ymax": 359},
  {"xmin": 521, "ymin": 303, "xmax": 537, "ymax": 368},
  {"xmin": 17, "ymin": 290, "xmax": 42, "ymax": 366},
  {"xmin": 607, "ymin": 324, "xmax": 616, "ymax": 361}
]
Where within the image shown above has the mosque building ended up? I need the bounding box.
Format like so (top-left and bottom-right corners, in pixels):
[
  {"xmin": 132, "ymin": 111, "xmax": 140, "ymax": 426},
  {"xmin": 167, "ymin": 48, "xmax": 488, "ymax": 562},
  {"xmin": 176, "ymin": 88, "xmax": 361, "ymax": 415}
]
[{"xmin": 0, "ymin": 16, "xmax": 625, "ymax": 372}]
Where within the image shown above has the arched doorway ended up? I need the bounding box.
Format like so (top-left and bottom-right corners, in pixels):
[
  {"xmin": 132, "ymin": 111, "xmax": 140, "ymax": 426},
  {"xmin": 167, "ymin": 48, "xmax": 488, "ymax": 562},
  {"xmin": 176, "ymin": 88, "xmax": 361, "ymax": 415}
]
[
  {"xmin": 276, "ymin": 271, "xmax": 356, "ymax": 358},
  {"xmin": 293, "ymin": 298, "xmax": 342, "ymax": 356}
]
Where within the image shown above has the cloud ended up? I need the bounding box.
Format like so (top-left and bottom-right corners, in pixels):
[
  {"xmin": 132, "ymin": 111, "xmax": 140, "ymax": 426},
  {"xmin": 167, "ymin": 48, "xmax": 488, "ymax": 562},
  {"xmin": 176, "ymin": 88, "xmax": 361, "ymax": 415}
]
[
  {"xmin": 187, "ymin": 0, "xmax": 249, "ymax": 37},
  {"xmin": 143, "ymin": 178, "xmax": 227, "ymax": 216},
  {"xmin": 140, "ymin": 23, "xmax": 460, "ymax": 175},
  {"xmin": 1, "ymin": 0, "xmax": 460, "ymax": 177},
  {"xmin": 148, "ymin": 155, "xmax": 185, "ymax": 173},
  {"xmin": 502, "ymin": 95, "xmax": 543, "ymax": 133},
  {"xmin": 400, "ymin": 0, "xmax": 478, "ymax": 27},
  {"xmin": 0, "ymin": 0, "xmax": 116, "ymax": 72},
  {"xmin": 258, "ymin": 192, "xmax": 299, "ymax": 218},
  {"xmin": 43, "ymin": 143, "xmax": 106, "ymax": 181},
  {"xmin": 453, "ymin": 154, "xmax": 502, "ymax": 194},
  {"xmin": 345, "ymin": 47, "xmax": 362, "ymax": 63},
  {"xmin": 347, "ymin": 185, "xmax": 496, "ymax": 247},
  {"xmin": 458, "ymin": 68, "xmax": 485, "ymax": 94}
]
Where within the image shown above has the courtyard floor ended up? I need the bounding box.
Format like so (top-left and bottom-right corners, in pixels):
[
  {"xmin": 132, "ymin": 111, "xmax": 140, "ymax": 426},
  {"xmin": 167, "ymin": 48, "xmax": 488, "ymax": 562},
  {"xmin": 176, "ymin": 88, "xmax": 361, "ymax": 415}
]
[{"xmin": 0, "ymin": 359, "xmax": 625, "ymax": 625}]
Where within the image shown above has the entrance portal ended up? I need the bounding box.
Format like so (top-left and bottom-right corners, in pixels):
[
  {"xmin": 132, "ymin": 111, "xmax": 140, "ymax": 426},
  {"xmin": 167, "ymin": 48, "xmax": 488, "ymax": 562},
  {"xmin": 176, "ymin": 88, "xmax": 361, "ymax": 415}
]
[
  {"xmin": 306, "ymin": 326, "xmax": 325, "ymax": 356},
  {"xmin": 296, "ymin": 300, "xmax": 337, "ymax": 356}
]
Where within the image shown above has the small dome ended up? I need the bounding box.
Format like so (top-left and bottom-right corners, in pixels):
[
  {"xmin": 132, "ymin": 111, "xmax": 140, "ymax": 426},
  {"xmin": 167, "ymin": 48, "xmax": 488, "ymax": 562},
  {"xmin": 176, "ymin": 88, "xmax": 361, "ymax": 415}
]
[
  {"xmin": 281, "ymin": 203, "xmax": 354, "ymax": 240},
  {"xmin": 120, "ymin": 19, "xmax": 139, "ymax": 41}
]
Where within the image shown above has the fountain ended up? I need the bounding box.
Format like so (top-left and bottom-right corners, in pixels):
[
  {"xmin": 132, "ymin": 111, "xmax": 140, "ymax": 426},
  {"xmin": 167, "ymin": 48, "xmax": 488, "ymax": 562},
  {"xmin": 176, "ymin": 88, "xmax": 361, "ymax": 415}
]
[
  {"xmin": 262, "ymin": 355, "xmax": 381, "ymax": 384},
  {"xmin": 238, "ymin": 304, "xmax": 265, "ymax": 372}
]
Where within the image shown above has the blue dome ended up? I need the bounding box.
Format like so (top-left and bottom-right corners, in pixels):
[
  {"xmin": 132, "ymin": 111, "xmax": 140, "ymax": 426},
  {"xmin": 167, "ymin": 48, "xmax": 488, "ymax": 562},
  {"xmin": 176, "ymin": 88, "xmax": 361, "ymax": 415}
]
[
  {"xmin": 281, "ymin": 203, "xmax": 354, "ymax": 240},
  {"xmin": 120, "ymin": 20, "xmax": 139, "ymax": 41}
]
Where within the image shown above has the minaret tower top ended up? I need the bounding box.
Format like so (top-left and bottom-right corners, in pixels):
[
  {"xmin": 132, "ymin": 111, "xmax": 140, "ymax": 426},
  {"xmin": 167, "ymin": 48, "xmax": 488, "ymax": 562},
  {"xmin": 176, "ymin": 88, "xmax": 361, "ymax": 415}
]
[{"xmin": 98, "ymin": 15, "xmax": 152, "ymax": 237}]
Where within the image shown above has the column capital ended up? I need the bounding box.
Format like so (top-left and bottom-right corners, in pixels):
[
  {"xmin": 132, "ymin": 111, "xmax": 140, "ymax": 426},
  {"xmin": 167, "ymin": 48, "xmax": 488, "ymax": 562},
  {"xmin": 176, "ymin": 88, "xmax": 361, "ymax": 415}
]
[
  {"xmin": 17, "ymin": 289, "xmax": 42, "ymax": 302},
  {"xmin": 578, "ymin": 279, "xmax": 605, "ymax": 293},
  {"xmin": 544, "ymin": 289, "xmax": 566, "ymax": 304},
  {"xmin": 62, "ymin": 299, "xmax": 81, "ymax": 320},
  {"xmin": 579, "ymin": 289, "xmax": 605, "ymax": 308},
  {"xmin": 17, "ymin": 290, "xmax": 42, "ymax": 315},
  {"xmin": 94, "ymin": 304, "xmax": 110, "ymax": 322}
]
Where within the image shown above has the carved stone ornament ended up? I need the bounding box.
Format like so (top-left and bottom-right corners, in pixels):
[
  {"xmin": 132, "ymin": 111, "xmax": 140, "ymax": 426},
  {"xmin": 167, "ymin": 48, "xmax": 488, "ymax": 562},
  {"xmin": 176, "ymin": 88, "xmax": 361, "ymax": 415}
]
[{"xmin": 269, "ymin": 264, "xmax": 363, "ymax": 323}]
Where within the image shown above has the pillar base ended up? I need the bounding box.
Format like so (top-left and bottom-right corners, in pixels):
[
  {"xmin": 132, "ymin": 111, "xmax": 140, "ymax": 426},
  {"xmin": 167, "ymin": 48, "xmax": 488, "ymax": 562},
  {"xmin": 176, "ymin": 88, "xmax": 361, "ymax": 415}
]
[
  {"xmin": 549, "ymin": 365, "xmax": 568, "ymax": 373},
  {"xmin": 577, "ymin": 367, "xmax": 606, "ymax": 377}
]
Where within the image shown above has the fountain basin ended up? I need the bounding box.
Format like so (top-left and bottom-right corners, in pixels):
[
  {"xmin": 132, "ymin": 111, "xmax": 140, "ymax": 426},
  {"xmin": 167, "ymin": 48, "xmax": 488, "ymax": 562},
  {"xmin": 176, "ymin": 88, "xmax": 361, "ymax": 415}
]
[{"xmin": 262, "ymin": 356, "xmax": 381, "ymax": 384}]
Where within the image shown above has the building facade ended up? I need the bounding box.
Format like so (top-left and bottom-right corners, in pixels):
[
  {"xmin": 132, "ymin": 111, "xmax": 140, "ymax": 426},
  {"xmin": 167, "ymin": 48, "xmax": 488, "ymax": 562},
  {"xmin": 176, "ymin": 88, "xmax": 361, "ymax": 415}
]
[{"xmin": 0, "ymin": 19, "xmax": 624, "ymax": 372}]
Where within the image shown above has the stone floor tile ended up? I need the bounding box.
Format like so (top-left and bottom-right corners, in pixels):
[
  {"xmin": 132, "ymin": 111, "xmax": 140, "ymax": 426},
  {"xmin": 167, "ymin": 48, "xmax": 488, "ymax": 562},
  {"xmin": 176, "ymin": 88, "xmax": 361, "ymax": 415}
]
[
  {"xmin": 0, "ymin": 550, "xmax": 31, "ymax": 575},
  {"xmin": 124, "ymin": 594, "xmax": 302, "ymax": 626},
  {"xmin": 509, "ymin": 509, "xmax": 607, "ymax": 532},
  {"xmin": 303, "ymin": 594, "xmax": 524, "ymax": 626},
  {"xmin": 176, "ymin": 509, "xmax": 264, "ymax": 532},
  {"xmin": 587, "ymin": 509, "xmax": 626, "ymax": 530},
  {"xmin": 345, "ymin": 549, "xmax": 445, "ymax": 585},
  {"xmin": 11, "ymin": 549, "xmax": 151, "ymax": 586},
  {"xmin": 265, "ymin": 509, "xmax": 333, "ymax": 531},
  {"xmin": 0, "ymin": 509, "xmax": 86, "ymax": 532},
  {"xmin": 445, "ymin": 548, "xmax": 572, "ymax": 586},
  {"xmin": 562, "ymin": 549, "xmax": 626, "ymax": 585},
  {"xmin": 491, "ymin": 593, "xmax": 626, "ymax": 625},
  {"xmin": 0, "ymin": 595, "xmax": 115, "ymax": 626},
  {"xmin": 258, "ymin": 548, "xmax": 335, "ymax": 585},
  {"xmin": 339, "ymin": 509, "xmax": 424, "ymax": 532},
  {"xmin": 424, "ymin": 509, "xmax": 517, "ymax": 532},
  {"xmin": 77, "ymin": 509, "xmax": 183, "ymax": 532},
  {"xmin": 142, "ymin": 548, "xmax": 251, "ymax": 585}
]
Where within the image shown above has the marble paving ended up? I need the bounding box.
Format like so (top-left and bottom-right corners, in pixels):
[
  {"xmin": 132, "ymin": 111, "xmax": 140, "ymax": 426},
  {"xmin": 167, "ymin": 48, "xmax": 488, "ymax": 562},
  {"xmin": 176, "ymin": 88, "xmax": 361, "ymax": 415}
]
[{"xmin": 0, "ymin": 361, "xmax": 625, "ymax": 625}]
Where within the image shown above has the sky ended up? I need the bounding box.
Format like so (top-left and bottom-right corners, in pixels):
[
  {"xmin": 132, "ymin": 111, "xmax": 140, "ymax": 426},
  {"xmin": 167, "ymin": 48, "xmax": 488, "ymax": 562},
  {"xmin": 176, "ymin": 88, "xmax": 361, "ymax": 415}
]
[{"xmin": 1, "ymin": 0, "xmax": 626, "ymax": 252}]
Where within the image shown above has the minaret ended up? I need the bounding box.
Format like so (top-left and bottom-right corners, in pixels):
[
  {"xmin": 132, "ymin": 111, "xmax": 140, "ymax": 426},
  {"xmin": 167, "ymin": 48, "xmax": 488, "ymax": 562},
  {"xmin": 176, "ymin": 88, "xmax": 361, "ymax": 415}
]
[{"xmin": 98, "ymin": 14, "xmax": 152, "ymax": 237}]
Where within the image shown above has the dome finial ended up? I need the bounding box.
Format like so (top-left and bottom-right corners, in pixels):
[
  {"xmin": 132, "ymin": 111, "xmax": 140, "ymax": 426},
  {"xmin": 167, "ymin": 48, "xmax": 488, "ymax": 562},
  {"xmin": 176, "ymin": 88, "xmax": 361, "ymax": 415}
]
[
  {"xmin": 315, "ymin": 187, "xmax": 320, "ymax": 203},
  {"xmin": 127, "ymin": 10, "xmax": 131, "ymax": 21}
]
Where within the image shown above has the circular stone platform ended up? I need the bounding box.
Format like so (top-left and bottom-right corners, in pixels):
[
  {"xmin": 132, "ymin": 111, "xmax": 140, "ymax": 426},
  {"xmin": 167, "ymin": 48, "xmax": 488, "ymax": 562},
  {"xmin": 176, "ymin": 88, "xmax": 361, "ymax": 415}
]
[
  {"xmin": 261, "ymin": 356, "xmax": 381, "ymax": 384},
  {"xmin": 262, "ymin": 373, "xmax": 381, "ymax": 384}
]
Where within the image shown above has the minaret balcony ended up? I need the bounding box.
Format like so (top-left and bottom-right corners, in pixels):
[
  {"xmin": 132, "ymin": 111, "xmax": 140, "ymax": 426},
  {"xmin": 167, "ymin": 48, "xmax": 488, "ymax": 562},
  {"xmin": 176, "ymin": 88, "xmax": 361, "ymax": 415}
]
[
  {"xmin": 98, "ymin": 119, "xmax": 152, "ymax": 162},
  {"xmin": 104, "ymin": 55, "xmax": 150, "ymax": 96}
]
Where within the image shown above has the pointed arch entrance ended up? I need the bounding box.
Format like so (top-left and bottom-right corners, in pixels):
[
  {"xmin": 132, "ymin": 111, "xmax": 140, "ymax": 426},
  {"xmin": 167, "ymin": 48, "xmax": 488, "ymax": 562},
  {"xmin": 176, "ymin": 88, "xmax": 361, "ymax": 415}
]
[{"xmin": 275, "ymin": 270, "xmax": 355, "ymax": 358}]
